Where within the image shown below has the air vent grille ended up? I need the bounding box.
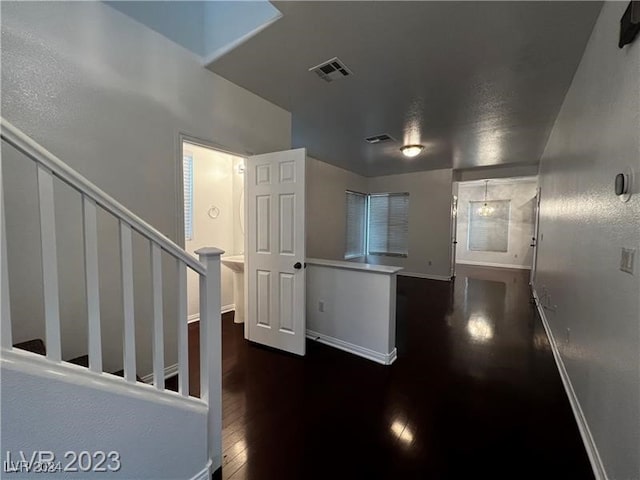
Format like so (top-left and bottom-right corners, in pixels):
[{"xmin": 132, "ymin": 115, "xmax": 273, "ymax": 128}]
[
  {"xmin": 365, "ymin": 134, "xmax": 395, "ymax": 144},
  {"xmin": 309, "ymin": 57, "xmax": 352, "ymax": 83}
]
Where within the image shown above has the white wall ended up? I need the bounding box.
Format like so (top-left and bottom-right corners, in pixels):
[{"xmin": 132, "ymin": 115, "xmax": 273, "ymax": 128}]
[
  {"xmin": 305, "ymin": 157, "xmax": 368, "ymax": 260},
  {"xmin": 1, "ymin": 352, "xmax": 208, "ymax": 479},
  {"xmin": 306, "ymin": 261, "xmax": 398, "ymax": 365},
  {"xmin": 535, "ymin": 3, "xmax": 639, "ymax": 479},
  {"xmin": 456, "ymin": 179, "xmax": 537, "ymax": 269},
  {"xmin": 185, "ymin": 144, "xmax": 244, "ymax": 317},
  {"xmin": 367, "ymin": 169, "xmax": 454, "ymax": 280},
  {"xmin": 1, "ymin": 1, "xmax": 291, "ymax": 376},
  {"xmin": 306, "ymin": 159, "xmax": 454, "ymax": 280}
]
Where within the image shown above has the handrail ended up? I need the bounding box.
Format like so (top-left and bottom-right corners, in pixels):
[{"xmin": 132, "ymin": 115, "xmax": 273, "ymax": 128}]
[{"xmin": 0, "ymin": 118, "xmax": 205, "ymax": 276}]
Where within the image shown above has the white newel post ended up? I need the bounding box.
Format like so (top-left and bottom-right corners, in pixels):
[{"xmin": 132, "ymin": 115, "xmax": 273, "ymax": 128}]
[{"xmin": 196, "ymin": 247, "xmax": 224, "ymax": 473}]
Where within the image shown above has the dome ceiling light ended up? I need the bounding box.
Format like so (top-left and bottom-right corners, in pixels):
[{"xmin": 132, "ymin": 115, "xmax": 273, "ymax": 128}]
[{"xmin": 400, "ymin": 144, "xmax": 424, "ymax": 158}]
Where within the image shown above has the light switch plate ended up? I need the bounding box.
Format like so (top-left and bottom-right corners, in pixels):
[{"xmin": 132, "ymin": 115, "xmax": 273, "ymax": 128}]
[{"xmin": 620, "ymin": 248, "xmax": 636, "ymax": 274}]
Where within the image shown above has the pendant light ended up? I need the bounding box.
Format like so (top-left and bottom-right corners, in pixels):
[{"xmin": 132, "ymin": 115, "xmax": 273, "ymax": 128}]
[{"xmin": 477, "ymin": 180, "xmax": 495, "ymax": 217}]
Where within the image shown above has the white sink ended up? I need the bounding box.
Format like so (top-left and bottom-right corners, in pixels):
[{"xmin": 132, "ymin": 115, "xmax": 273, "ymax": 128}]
[
  {"xmin": 221, "ymin": 255, "xmax": 244, "ymax": 273},
  {"xmin": 221, "ymin": 255, "xmax": 245, "ymax": 323}
]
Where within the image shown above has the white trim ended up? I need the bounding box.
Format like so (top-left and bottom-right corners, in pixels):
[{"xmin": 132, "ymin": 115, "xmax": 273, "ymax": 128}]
[
  {"xmin": 398, "ymin": 271, "xmax": 452, "ymax": 281},
  {"xmin": 188, "ymin": 304, "xmax": 235, "ymax": 324},
  {"xmin": 1, "ymin": 347, "xmax": 207, "ymax": 412},
  {"xmin": 189, "ymin": 460, "xmax": 213, "ymax": 480},
  {"xmin": 306, "ymin": 330, "xmax": 397, "ymax": 366},
  {"xmin": 142, "ymin": 363, "xmax": 179, "ymax": 385},
  {"xmin": 307, "ymin": 257, "xmax": 402, "ymax": 274},
  {"xmin": 459, "ymin": 176, "xmax": 538, "ymax": 187},
  {"xmin": 456, "ymin": 260, "xmax": 531, "ymax": 270},
  {"xmin": 531, "ymin": 289, "xmax": 608, "ymax": 480}
]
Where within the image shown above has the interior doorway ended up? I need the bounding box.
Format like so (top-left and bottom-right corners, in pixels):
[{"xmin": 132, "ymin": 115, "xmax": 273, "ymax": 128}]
[
  {"xmin": 178, "ymin": 138, "xmax": 246, "ymax": 329},
  {"xmin": 454, "ymin": 177, "xmax": 538, "ymax": 271}
]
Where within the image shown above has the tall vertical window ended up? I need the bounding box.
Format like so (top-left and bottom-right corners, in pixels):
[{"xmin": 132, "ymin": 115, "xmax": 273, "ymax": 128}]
[
  {"xmin": 468, "ymin": 200, "xmax": 510, "ymax": 252},
  {"xmin": 345, "ymin": 191, "xmax": 368, "ymax": 259},
  {"xmin": 183, "ymin": 154, "xmax": 194, "ymax": 241},
  {"xmin": 368, "ymin": 193, "xmax": 410, "ymax": 257},
  {"xmin": 344, "ymin": 191, "xmax": 410, "ymax": 258}
]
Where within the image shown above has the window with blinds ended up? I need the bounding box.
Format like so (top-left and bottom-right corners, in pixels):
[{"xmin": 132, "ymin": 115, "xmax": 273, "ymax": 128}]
[
  {"xmin": 368, "ymin": 193, "xmax": 410, "ymax": 257},
  {"xmin": 345, "ymin": 191, "xmax": 367, "ymax": 259},
  {"xmin": 183, "ymin": 154, "xmax": 194, "ymax": 241},
  {"xmin": 468, "ymin": 200, "xmax": 510, "ymax": 252}
]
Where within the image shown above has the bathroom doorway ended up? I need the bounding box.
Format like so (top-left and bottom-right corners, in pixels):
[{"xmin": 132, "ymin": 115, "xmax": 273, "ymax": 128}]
[{"xmin": 178, "ymin": 137, "xmax": 246, "ymax": 327}]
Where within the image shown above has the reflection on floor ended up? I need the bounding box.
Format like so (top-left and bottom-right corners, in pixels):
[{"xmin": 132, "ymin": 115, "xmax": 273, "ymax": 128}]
[{"xmin": 186, "ymin": 265, "xmax": 593, "ymax": 479}]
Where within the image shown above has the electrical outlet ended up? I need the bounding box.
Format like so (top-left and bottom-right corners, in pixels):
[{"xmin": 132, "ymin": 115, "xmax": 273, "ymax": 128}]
[
  {"xmin": 620, "ymin": 248, "xmax": 636, "ymax": 274},
  {"xmin": 318, "ymin": 301, "xmax": 325, "ymax": 313}
]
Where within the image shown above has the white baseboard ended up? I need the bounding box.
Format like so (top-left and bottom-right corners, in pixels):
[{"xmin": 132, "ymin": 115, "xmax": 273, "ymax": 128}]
[
  {"xmin": 188, "ymin": 304, "xmax": 235, "ymax": 324},
  {"xmin": 306, "ymin": 329, "xmax": 397, "ymax": 366},
  {"xmin": 141, "ymin": 363, "xmax": 179, "ymax": 384},
  {"xmin": 399, "ymin": 271, "xmax": 452, "ymax": 281},
  {"xmin": 456, "ymin": 260, "xmax": 531, "ymax": 270},
  {"xmin": 532, "ymin": 289, "xmax": 607, "ymax": 480},
  {"xmin": 189, "ymin": 460, "xmax": 212, "ymax": 480}
]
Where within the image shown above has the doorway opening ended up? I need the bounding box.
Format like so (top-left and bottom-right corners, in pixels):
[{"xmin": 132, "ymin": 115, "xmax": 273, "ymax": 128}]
[
  {"xmin": 179, "ymin": 139, "xmax": 246, "ymax": 328},
  {"xmin": 453, "ymin": 176, "xmax": 538, "ymax": 272}
]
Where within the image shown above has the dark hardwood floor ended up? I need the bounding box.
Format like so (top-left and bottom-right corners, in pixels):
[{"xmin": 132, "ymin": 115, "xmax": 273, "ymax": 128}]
[{"xmin": 177, "ymin": 265, "xmax": 593, "ymax": 479}]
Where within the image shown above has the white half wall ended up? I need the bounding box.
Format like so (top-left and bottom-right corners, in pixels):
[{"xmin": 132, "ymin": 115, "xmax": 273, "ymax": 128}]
[
  {"xmin": 535, "ymin": 3, "xmax": 639, "ymax": 478},
  {"xmin": 456, "ymin": 178, "xmax": 537, "ymax": 269},
  {"xmin": 1, "ymin": 1, "xmax": 290, "ymax": 376},
  {"xmin": 306, "ymin": 259, "xmax": 400, "ymax": 365},
  {"xmin": 1, "ymin": 349, "xmax": 208, "ymax": 479}
]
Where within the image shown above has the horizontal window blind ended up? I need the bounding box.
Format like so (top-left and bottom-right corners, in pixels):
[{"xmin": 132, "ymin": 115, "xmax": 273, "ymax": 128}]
[
  {"xmin": 345, "ymin": 191, "xmax": 367, "ymax": 258},
  {"xmin": 183, "ymin": 154, "xmax": 194, "ymax": 241},
  {"xmin": 468, "ymin": 200, "xmax": 510, "ymax": 252},
  {"xmin": 368, "ymin": 193, "xmax": 409, "ymax": 257}
]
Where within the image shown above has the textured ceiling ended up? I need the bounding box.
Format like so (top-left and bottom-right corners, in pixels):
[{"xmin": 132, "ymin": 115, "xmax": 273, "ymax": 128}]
[{"xmin": 209, "ymin": 1, "xmax": 602, "ymax": 176}]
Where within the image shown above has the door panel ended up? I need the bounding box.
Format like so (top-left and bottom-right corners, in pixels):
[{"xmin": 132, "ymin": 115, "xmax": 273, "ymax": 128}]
[{"xmin": 246, "ymin": 149, "xmax": 306, "ymax": 355}]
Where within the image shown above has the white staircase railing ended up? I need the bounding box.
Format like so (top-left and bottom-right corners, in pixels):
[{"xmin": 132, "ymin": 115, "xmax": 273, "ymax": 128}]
[{"xmin": 0, "ymin": 118, "xmax": 223, "ymax": 472}]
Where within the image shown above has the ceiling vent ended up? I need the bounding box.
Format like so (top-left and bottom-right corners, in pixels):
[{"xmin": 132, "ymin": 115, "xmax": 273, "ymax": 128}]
[
  {"xmin": 309, "ymin": 57, "xmax": 352, "ymax": 82},
  {"xmin": 365, "ymin": 133, "xmax": 395, "ymax": 144}
]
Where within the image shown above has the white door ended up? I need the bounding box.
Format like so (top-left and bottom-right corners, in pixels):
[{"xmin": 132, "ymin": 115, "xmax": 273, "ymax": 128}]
[
  {"xmin": 245, "ymin": 149, "xmax": 306, "ymax": 355},
  {"xmin": 530, "ymin": 187, "xmax": 541, "ymax": 286}
]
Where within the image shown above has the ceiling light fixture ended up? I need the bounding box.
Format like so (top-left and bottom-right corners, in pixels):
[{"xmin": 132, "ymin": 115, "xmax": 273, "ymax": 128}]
[
  {"xmin": 477, "ymin": 180, "xmax": 495, "ymax": 217},
  {"xmin": 400, "ymin": 144, "xmax": 424, "ymax": 158}
]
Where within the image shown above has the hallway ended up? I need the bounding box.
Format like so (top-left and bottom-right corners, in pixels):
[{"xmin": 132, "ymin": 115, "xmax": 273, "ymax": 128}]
[{"xmin": 200, "ymin": 266, "xmax": 593, "ymax": 479}]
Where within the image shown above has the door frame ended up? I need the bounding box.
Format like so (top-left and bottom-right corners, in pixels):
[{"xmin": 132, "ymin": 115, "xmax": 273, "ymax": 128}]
[
  {"xmin": 530, "ymin": 186, "xmax": 542, "ymax": 286},
  {"xmin": 175, "ymin": 133, "xmax": 251, "ymax": 249},
  {"xmin": 449, "ymin": 182, "xmax": 459, "ymax": 279},
  {"xmin": 175, "ymin": 133, "xmax": 251, "ymax": 337}
]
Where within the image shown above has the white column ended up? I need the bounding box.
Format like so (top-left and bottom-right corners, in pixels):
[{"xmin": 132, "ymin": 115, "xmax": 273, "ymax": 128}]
[
  {"xmin": 120, "ymin": 221, "xmax": 136, "ymax": 382},
  {"xmin": 196, "ymin": 247, "xmax": 224, "ymax": 473},
  {"xmin": 37, "ymin": 165, "xmax": 61, "ymax": 361},
  {"xmin": 151, "ymin": 242, "xmax": 164, "ymax": 390},
  {"xmin": 1, "ymin": 154, "xmax": 12, "ymax": 348},
  {"xmin": 83, "ymin": 196, "xmax": 102, "ymax": 373},
  {"xmin": 177, "ymin": 260, "xmax": 189, "ymax": 396}
]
